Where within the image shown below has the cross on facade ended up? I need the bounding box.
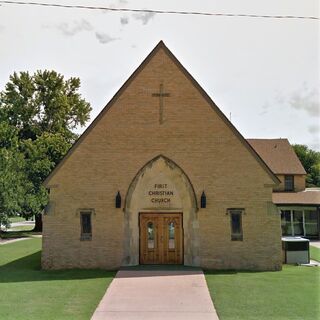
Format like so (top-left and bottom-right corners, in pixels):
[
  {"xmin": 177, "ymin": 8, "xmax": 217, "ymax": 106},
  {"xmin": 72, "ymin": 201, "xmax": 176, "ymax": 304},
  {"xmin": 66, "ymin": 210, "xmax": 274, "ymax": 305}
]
[{"xmin": 152, "ymin": 83, "xmax": 170, "ymax": 124}]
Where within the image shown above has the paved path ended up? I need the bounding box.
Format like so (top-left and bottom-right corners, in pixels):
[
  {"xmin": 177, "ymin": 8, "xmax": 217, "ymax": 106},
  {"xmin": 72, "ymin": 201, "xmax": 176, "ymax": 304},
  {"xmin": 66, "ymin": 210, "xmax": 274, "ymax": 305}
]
[
  {"xmin": 1, "ymin": 221, "xmax": 35, "ymax": 232},
  {"xmin": 310, "ymin": 241, "xmax": 320, "ymax": 249},
  {"xmin": 91, "ymin": 267, "xmax": 219, "ymax": 320},
  {"xmin": 0, "ymin": 237, "xmax": 30, "ymax": 245}
]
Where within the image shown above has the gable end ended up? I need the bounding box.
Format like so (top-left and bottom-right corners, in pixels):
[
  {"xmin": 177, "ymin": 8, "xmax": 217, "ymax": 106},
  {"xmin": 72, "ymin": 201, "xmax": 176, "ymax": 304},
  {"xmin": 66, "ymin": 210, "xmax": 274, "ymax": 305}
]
[{"xmin": 44, "ymin": 41, "xmax": 279, "ymax": 186}]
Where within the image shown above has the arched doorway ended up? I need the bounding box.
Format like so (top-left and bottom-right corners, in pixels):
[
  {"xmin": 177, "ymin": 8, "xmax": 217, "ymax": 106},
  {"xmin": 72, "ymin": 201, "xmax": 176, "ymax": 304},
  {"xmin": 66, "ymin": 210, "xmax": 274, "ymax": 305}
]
[{"xmin": 123, "ymin": 155, "xmax": 199, "ymax": 266}]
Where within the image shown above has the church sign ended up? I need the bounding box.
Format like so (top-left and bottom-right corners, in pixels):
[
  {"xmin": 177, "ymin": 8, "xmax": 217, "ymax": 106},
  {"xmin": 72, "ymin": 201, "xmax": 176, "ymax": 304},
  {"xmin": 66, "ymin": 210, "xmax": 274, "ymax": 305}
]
[{"xmin": 148, "ymin": 183, "xmax": 174, "ymax": 204}]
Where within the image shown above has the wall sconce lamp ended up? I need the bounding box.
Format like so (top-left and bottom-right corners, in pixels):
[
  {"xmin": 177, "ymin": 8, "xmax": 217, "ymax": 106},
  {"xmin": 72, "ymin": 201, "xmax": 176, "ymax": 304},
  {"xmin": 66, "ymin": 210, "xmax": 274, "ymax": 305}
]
[
  {"xmin": 115, "ymin": 191, "xmax": 121, "ymax": 208},
  {"xmin": 200, "ymin": 191, "xmax": 206, "ymax": 208}
]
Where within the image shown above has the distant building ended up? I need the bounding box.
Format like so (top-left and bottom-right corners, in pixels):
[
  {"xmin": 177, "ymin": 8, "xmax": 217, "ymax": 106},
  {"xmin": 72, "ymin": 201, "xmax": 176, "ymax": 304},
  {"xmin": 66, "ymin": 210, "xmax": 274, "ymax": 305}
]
[{"xmin": 248, "ymin": 139, "xmax": 320, "ymax": 239}]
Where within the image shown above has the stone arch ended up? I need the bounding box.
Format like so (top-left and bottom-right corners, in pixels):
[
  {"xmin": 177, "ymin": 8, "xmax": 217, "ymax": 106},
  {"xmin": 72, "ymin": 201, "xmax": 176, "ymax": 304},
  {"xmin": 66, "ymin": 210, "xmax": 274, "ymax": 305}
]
[{"xmin": 123, "ymin": 155, "xmax": 200, "ymax": 266}]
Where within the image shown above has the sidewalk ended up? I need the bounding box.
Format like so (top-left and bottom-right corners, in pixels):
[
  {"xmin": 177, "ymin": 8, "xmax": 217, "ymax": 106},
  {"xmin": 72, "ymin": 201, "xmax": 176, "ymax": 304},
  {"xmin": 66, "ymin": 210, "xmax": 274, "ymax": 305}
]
[
  {"xmin": 91, "ymin": 266, "xmax": 219, "ymax": 320},
  {"xmin": 310, "ymin": 240, "xmax": 320, "ymax": 249}
]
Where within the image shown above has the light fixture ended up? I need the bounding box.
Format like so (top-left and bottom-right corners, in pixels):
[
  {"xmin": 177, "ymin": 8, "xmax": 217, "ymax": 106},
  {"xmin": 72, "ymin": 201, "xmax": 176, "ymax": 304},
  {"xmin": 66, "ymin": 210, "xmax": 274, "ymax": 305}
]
[
  {"xmin": 115, "ymin": 191, "xmax": 121, "ymax": 208},
  {"xmin": 200, "ymin": 191, "xmax": 206, "ymax": 208}
]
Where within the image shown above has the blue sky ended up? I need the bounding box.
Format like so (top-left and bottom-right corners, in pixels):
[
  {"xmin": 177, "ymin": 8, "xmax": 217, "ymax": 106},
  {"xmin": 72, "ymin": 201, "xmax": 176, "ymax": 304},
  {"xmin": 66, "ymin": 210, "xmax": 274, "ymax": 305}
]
[{"xmin": 0, "ymin": 0, "xmax": 319, "ymax": 149}]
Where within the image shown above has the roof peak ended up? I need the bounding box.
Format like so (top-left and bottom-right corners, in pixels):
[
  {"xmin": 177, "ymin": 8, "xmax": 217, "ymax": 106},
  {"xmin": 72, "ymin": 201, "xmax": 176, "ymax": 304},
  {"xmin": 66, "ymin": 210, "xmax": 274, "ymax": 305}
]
[{"xmin": 44, "ymin": 40, "xmax": 279, "ymax": 186}]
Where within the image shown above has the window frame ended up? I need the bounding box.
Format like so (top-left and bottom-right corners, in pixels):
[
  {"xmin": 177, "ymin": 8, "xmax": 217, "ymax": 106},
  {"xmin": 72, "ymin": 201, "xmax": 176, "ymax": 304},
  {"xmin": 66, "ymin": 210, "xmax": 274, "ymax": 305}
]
[
  {"xmin": 79, "ymin": 210, "xmax": 93, "ymax": 241},
  {"xmin": 284, "ymin": 175, "xmax": 294, "ymax": 191},
  {"xmin": 227, "ymin": 208, "xmax": 244, "ymax": 241},
  {"xmin": 280, "ymin": 208, "xmax": 319, "ymax": 238}
]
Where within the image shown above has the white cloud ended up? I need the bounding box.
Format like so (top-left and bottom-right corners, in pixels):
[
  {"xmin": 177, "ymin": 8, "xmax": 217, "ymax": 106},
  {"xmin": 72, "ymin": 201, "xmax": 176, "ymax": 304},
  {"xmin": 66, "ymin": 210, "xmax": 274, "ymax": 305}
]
[
  {"xmin": 95, "ymin": 32, "xmax": 118, "ymax": 44},
  {"xmin": 120, "ymin": 17, "xmax": 129, "ymax": 25},
  {"xmin": 133, "ymin": 12, "xmax": 155, "ymax": 25},
  {"xmin": 289, "ymin": 87, "xmax": 319, "ymax": 117},
  {"xmin": 56, "ymin": 19, "xmax": 93, "ymax": 36},
  {"xmin": 308, "ymin": 124, "xmax": 320, "ymax": 134}
]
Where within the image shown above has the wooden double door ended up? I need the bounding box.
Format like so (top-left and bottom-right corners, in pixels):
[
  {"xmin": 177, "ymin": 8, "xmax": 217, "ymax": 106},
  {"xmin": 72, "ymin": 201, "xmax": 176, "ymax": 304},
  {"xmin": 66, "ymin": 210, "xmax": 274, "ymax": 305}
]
[{"xmin": 139, "ymin": 213, "xmax": 183, "ymax": 265}]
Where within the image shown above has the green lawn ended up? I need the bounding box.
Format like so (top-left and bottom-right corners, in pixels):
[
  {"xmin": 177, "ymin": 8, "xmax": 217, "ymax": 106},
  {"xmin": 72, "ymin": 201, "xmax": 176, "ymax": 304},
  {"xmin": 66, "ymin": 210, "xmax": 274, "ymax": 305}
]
[
  {"xmin": 0, "ymin": 239, "xmax": 115, "ymax": 320},
  {"xmin": 310, "ymin": 245, "xmax": 320, "ymax": 262},
  {"xmin": 1, "ymin": 237, "xmax": 319, "ymax": 320},
  {"xmin": 205, "ymin": 267, "xmax": 319, "ymax": 320},
  {"xmin": 9, "ymin": 216, "xmax": 26, "ymax": 223},
  {"xmin": 0, "ymin": 230, "xmax": 40, "ymax": 239},
  {"xmin": 8, "ymin": 225, "xmax": 34, "ymax": 232}
]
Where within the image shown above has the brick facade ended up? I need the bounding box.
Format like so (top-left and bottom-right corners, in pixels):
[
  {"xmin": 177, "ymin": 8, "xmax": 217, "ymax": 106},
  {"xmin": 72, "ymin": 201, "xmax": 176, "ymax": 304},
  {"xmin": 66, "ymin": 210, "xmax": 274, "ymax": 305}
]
[
  {"xmin": 273, "ymin": 174, "xmax": 306, "ymax": 192},
  {"xmin": 42, "ymin": 42, "xmax": 282, "ymax": 271}
]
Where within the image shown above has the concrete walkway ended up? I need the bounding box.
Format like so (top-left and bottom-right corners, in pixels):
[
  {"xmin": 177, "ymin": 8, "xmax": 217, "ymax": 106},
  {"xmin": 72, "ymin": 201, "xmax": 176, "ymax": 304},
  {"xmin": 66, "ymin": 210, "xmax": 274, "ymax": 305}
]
[
  {"xmin": 91, "ymin": 267, "xmax": 219, "ymax": 320},
  {"xmin": 310, "ymin": 240, "xmax": 320, "ymax": 249}
]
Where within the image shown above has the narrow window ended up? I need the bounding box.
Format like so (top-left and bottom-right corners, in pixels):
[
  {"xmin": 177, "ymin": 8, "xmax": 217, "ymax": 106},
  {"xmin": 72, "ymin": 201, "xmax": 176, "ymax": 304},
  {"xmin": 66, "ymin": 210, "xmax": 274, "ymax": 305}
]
[
  {"xmin": 284, "ymin": 175, "xmax": 294, "ymax": 191},
  {"xmin": 80, "ymin": 211, "xmax": 92, "ymax": 240},
  {"xmin": 168, "ymin": 222, "xmax": 175, "ymax": 249},
  {"xmin": 147, "ymin": 222, "xmax": 155, "ymax": 249},
  {"xmin": 228, "ymin": 209, "xmax": 243, "ymax": 241}
]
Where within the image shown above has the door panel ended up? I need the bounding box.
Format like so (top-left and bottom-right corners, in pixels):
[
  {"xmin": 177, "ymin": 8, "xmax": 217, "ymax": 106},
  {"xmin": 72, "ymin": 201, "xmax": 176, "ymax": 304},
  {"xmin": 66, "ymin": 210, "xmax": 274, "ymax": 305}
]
[
  {"xmin": 162, "ymin": 216, "xmax": 183, "ymax": 264},
  {"xmin": 140, "ymin": 215, "xmax": 160, "ymax": 264},
  {"xmin": 140, "ymin": 213, "xmax": 183, "ymax": 265}
]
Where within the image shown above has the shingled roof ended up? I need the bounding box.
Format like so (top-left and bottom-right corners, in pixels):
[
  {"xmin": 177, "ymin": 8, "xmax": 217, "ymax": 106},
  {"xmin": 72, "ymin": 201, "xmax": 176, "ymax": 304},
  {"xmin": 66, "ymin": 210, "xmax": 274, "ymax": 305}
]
[
  {"xmin": 247, "ymin": 139, "xmax": 306, "ymax": 175},
  {"xmin": 273, "ymin": 188, "xmax": 320, "ymax": 206}
]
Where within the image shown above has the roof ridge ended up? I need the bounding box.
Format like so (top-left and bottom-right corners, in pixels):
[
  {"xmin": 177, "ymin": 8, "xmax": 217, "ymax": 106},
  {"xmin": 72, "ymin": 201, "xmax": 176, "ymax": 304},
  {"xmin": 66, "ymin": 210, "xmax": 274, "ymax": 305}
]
[{"xmin": 44, "ymin": 41, "xmax": 279, "ymax": 186}]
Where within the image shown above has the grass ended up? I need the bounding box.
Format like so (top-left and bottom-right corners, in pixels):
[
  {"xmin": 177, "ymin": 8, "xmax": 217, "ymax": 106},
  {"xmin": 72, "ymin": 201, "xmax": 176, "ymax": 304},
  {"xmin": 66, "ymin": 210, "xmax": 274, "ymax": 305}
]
[
  {"xmin": 8, "ymin": 225, "xmax": 34, "ymax": 232},
  {"xmin": 205, "ymin": 266, "xmax": 320, "ymax": 320},
  {"xmin": 9, "ymin": 216, "xmax": 27, "ymax": 223},
  {"xmin": 310, "ymin": 246, "xmax": 320, "ymax": 262},
  {"xmin": 0, "ymin": 230, "xmax": 40, "ymax": 240},
  {"xmin": 0, "ymin": 239, "xmax": 115, "ymax": 320},
  {"xmin": 1, "ymin": 237, "xmax": 318, "ymax": 320}
]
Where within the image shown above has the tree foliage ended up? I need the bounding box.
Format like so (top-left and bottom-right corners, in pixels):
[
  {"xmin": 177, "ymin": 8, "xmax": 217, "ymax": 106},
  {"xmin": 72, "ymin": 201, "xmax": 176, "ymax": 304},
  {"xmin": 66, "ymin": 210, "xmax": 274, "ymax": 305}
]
[
  {"xmin": 0, "ymin": 122, "xmax": 31, "ymax": 228},
  {"xmin": 1, "ymin": 70, "xmax": 91, "ymax": 141},
  {"xmin": 0, "ymin": 70, "xmax": 91, "ymax": 229},
  {"xmin": 292, "ymin": 144, "xmax": 320, "ymax": 187}
]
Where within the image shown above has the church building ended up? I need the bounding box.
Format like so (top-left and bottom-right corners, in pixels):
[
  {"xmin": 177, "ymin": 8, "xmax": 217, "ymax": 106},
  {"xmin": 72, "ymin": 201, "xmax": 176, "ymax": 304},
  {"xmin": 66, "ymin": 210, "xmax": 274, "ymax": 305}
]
[{"xmin": 42, "ymin": 41, "xmax": 283, "ymax": 270}]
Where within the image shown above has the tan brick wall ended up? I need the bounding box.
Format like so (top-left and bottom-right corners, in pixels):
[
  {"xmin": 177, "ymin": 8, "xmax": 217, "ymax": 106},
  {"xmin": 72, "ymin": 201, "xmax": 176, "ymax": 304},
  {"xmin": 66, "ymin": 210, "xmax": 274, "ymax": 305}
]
[
  {"xmin": 273, "ymin": 174, "xmax": 306, "ymax": 192},
  {"xmin": 42, "ymin": 47, "xmax": 282, "ymax": 271}
]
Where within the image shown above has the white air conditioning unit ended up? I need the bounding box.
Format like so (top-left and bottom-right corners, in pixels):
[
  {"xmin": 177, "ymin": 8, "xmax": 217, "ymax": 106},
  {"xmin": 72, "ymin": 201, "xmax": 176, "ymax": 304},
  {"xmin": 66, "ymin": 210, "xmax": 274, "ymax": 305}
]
[{"xmin": 282, "ymin": 237, "xmax": 310, "ymax": 264}]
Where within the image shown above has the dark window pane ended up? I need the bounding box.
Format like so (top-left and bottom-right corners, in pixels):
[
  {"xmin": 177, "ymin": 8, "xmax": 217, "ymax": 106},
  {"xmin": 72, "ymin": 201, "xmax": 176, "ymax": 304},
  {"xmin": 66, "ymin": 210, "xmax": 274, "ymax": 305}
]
[
  {"xmin": 293, "ymin": 210, "xmax": 303, "ymax": 222},
  {"xmin": 305, "ymin": 210, "xmax": 318, "ymax": 236},
  {"xmin": 293, "ymin": 210, "xmax": 303, "ymax": 236},
  {"xmin": 305, "ymin": 223, "xmax": 318, "ymax": 236},
  {"xmin": 81, "ymin": 213, "xmax": 92, "ymax": 234},
  {"xmin": 230, "ymin": 211, "xmax": 243, "ymax": 241},
  {"xmin": 281, "ymin": 210, "xmax": 292, "ymax": 236},
  {"xmin": 231, "ymin": 214, "xmax": 241, "ymax": 234},
  {"xmin": 305, "ymin": 210, "xmax": 318, "ymax": 223},
  {"xmin": 281, "ymin": 210, "xmax": 291, "ymax": 222},
  {"xmin": 284, "ymin": 175, "xmax": 294, "ymax": 191}
]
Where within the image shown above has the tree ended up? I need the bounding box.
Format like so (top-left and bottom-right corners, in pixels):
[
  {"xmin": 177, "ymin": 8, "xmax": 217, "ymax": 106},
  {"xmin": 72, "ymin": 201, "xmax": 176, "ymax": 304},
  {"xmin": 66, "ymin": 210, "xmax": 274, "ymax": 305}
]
[
  {"xmin": 292, "ymin": 144, "xmax": 320, "ymax": 187},
  {"xmin": 0, "ymin": 70, "xmax": 91, "ymax": 231},
  {"xmin": 0, "ymin": 122, "xmax": 30, "ymax": 230}
]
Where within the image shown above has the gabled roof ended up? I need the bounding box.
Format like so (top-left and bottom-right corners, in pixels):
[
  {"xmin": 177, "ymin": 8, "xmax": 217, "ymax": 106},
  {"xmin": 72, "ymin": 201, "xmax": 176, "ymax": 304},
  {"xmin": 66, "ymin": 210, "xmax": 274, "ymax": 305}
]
[
  {"xmin": 247, "ymin": 139, "xmax": 306, "ymax": 175},
  {"xmin": 44, "ymin": 41, "xmax": 279, "ymax": 186}
]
